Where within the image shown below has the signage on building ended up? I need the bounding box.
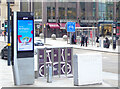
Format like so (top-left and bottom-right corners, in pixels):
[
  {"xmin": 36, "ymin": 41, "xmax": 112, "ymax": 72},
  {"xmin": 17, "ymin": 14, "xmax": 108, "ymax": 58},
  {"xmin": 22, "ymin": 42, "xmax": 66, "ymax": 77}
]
[{"xmin": 67, "ymin": 22, "xmax": 75, "ymax": 32}]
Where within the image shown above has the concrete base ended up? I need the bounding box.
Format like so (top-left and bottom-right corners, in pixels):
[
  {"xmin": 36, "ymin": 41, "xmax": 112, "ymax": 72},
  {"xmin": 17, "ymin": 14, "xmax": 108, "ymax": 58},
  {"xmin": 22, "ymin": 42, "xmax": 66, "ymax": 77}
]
[{"xmin": 13, "ymin": 57, "xmax": 34, "ymax": 85}]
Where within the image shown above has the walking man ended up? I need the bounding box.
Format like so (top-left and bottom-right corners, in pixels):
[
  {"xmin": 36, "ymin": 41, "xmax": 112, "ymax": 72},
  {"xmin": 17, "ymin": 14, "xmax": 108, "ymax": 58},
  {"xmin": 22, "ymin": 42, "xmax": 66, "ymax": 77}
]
[
  {"xmin": 81, "ymin": 34, "xmax": 85, "ymax": 46},
  {"xmin": 85, "ymin": 35, "xmax": 88, "ymax": 47}
]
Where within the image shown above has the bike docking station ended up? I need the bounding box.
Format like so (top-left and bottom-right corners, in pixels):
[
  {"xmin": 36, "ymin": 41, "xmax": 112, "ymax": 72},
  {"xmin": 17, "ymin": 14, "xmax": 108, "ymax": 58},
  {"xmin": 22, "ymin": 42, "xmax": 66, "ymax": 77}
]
[
  {"xmin": 35, "ymin": 47, "xmax": 73, "ymax": 79},
  {"xmin": 11, "ymin": 12, "xmax": 34, "ymax": 85}
]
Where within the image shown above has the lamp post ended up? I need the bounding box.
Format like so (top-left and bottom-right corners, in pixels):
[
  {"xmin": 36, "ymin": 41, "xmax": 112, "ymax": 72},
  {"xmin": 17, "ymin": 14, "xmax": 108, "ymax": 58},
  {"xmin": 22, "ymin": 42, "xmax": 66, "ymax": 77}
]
[
  {"xmin": 44, "ymin": 24, "xmax": 46, "ymax": 43},
  {"xmin": 7, "ymin": 0, "xmax": 11, "ymax": 66},
  {"xmin": 113, "ymin": 25, "xmax": 116, "ymax": 49}
]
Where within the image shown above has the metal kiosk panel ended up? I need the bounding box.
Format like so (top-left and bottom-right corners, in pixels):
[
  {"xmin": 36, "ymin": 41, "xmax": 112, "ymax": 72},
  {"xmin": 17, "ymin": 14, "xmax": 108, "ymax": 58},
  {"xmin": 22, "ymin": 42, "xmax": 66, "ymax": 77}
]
[{"xmin": 12, "ymin": 12, "xmax": 34, "ymax": 85}]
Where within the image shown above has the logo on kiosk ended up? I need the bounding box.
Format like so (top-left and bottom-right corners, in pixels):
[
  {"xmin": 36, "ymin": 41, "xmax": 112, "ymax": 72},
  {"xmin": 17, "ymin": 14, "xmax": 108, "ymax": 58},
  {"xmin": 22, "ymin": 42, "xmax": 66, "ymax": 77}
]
[{"xmin": 23, "ymin": 17, "xmax": 28, "ymax": 20}]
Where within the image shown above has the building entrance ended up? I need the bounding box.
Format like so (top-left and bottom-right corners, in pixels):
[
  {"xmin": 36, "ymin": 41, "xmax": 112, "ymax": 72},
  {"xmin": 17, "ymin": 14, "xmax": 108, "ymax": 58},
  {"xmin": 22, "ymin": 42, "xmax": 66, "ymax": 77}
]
[
  {"xmin": 98, "ymin": 22, "xmax": 116, "ymax": 37},
  {"xmin": 99, "ymin": 24, "xmax": 113, "ymax": 36}
]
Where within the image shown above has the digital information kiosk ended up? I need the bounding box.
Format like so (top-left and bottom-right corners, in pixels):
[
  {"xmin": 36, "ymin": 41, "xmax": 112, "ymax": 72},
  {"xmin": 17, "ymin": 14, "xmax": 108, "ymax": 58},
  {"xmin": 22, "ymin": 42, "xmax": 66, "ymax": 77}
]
[{"xmin": 12, "ymin": 12, "xmax": 34, "ymax": 85}]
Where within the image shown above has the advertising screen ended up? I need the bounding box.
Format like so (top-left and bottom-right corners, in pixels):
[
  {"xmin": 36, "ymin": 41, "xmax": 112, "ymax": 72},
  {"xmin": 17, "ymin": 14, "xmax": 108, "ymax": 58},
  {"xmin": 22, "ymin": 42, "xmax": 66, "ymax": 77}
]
[{"xmin": 17, "ymin": 20, "xmax": 33, "ymax": 51}]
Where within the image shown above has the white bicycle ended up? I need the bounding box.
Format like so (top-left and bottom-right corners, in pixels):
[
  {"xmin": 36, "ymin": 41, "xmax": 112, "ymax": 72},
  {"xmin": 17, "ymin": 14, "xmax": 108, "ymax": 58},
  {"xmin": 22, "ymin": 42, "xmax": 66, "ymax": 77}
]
[{"xmin": 39, "ymin": 49, "xmax": 71, "ymax": 77}]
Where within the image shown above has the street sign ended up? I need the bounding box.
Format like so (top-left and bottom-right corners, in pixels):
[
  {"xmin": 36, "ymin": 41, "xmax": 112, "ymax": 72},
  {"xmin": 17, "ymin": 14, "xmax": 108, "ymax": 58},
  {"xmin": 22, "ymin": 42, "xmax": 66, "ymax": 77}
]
[{"xmin": 67, "ymin": 22, "xmax": 75, "ymax": 32}]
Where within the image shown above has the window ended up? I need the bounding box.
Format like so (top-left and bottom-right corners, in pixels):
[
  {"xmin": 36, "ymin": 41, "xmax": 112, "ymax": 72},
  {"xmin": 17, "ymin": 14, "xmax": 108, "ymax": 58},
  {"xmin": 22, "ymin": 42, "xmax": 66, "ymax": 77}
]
[
  {"xmin": 34, "ymin": 2, "xmax": 42, "ymax": 19},
  {"xmin": 20, "ymin": 2, "xmax": 28, "ymax": 12},
  {"xmin": 67, "ymin": 8, "xmax": 76, "ymax": 19},
  {"xmin": 98, "ymin": 2, "xmax": 106, "ymax": 20},
  {"xmin": 116, "ymin": 1, "xmax": 120, "ymax": 21},
  {"xmin": 80, "ymin": 2, "xmax": 85, "ymax": 20},
  {"xmin": 0, "ymin": 8, "xmax": 1, "ymax": 16},
  {"xmin": 59, "ymin": 7, "xmax": 65, "ymax": 19},
  {"xmin": 93, "ymin": 2, "xmax": 96, "ymax": 19},
  {"xmin": 47, "ymin": 7, "xmax": 51, "ymax": 19},
  {"xmin": 106, "ymin": 2, "xmax": 113, "ymax": 20},
  {"xmin": 53, "ymin": 7, "xmax": 56, "ymax": 19},
  {"xmin": 0, "ymin": 21, "xmax": 1, "ymax": 27},
  {"xmin": 6, "ymin": 0, "xmax": 15, "ymax": 4}
]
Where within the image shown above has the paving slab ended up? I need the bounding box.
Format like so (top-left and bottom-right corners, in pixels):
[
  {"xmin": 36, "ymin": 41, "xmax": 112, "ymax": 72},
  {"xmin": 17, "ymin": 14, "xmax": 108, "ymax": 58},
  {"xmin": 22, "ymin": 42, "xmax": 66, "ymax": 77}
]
[{"xmin": 0, "ymin": 58, "xmax": 118, "ymax": 87}]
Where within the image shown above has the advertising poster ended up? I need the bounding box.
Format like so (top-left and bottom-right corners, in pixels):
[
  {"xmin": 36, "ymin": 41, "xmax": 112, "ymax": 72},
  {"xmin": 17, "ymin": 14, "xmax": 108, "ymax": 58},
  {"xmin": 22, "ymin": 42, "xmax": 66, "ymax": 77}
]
[{"xmin": 17, "ymin": 20, "xmax": 33, "ymax": 51}]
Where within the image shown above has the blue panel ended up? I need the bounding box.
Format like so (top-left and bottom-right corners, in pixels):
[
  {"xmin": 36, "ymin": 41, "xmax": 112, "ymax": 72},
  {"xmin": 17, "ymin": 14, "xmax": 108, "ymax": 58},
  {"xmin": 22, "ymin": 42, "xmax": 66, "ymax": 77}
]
[{"xmin": 67, "ymin": 22, "xmax": 75, "ymax": 32}]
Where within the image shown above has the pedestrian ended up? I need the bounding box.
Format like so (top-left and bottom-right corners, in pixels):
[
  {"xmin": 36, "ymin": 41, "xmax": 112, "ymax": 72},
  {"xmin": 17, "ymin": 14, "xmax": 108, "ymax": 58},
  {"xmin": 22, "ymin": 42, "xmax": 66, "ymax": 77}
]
[
  {"xmin": 85, "ymin": 35, "xmax": 88, "ymax": 47},
  {"xmin": 96, "ymin": 36, "xmax": 99, "ymax": 47},
  {"xmin": 73, "ymin": 33, "xmax": 76, "ymax": 44},
  {"xmin": 71, "ymin": 33, "xmax": 74, "ymax": 44},
  {"xmin": 105, "ymin": 37, "xmax": 110, "ymax": 48},
  {"xmin": 81, "ymin": 34, "xmax": 85, "ymax": 46}
]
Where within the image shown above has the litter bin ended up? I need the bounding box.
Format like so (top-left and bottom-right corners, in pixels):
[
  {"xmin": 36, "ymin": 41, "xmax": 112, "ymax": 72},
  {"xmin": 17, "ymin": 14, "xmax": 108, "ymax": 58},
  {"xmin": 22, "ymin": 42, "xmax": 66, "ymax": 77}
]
[
  {"xmin": 47, "ymin": 64, "xmax": 52, "ymax": 83},
  {"xmin": 99, "ymin": 39, "xmax": 101, "ymax": 47}
]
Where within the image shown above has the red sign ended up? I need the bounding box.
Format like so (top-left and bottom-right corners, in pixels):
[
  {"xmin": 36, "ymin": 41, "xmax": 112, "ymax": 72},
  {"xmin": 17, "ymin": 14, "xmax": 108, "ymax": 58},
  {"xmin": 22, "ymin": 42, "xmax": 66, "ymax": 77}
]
[{"xmin": 90, "ymin": 31, "xmax": 92, "ymax": 38}]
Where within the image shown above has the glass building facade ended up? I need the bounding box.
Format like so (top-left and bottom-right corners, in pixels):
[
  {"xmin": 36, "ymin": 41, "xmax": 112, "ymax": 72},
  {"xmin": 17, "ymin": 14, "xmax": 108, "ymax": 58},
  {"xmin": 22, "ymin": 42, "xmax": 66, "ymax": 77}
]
[
  {"xmin": 20, "ymin": 2, "xmax": 118, "ymax": 21},
  {"xmin": 116, "ymin": 2, "xmax": 120, "ymax": 21},
  {"xmin": 20, "ymin": 1, "xmax": 119, "ymax": 37},
  {"xmin": 34, "ymin": 2, "xmax": 42, "ymax": 19}
]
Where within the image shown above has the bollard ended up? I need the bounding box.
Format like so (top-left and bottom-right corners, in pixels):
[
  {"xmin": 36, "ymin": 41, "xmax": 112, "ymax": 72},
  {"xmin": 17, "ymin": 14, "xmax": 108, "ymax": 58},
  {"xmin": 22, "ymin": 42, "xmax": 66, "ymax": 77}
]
[
  {"xmin": 47, "ymin": 64, "xmax": 52, "ymax": 83},
  {"xmin": 99, "ymin": 39, "xmax": 101, "ymax": 47}
]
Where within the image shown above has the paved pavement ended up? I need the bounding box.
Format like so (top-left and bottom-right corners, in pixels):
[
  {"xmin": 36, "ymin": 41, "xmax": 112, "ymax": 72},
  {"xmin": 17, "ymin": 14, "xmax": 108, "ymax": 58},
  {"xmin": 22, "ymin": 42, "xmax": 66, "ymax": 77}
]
[
  {"xmin": 0, "ymin": 36, "xmax": 119, "ymax": 87},
  {"xmin": 0, "ymin": 58, "xmax": 118, "ymax": 87},
  {"xmin": 0, "ymin": 36, "xmax": 119, "ymax": 53},
  {"xmin": 73, "ymin": 49, "xmax": 118, "ymax": 74},
  {"xmin": 35, "ymin": 37, "xmax": 119, "ymax": 54}
]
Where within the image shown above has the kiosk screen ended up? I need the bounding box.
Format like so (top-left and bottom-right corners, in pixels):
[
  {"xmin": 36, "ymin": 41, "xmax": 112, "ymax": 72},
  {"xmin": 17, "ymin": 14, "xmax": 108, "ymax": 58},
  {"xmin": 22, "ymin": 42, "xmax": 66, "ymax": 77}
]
[{"xmin": 17, "ymin": 20, "xmax": 34, "ymax": 51}]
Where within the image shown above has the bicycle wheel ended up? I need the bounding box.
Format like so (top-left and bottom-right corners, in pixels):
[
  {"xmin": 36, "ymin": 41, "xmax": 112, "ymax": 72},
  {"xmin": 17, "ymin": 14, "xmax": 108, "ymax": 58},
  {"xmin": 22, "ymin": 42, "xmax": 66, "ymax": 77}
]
[
  {"xmin": 39, "ymin": 64, "xmax": 44, "ymax": 77},
  {"xmin": 61, "ymin": 63, "xmax": 71, "ymax": 74}
]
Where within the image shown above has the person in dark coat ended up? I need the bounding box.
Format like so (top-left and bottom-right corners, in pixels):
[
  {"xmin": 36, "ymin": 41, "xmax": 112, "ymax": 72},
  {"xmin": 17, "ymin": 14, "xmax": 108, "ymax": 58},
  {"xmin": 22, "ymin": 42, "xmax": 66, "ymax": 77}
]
[
  {"xmin": 81, "ymin": 34, "xmax": 85, "ymax": 46},
  {"xmin": 73, "ymin": 33, "xmax": 76, "ymax": 44},
  {"xmin": 85, "ymin": 35, "xmax": 88, "ymax": 47},
  {"xmin": 96, "ymin": 36, "xmax": 99, "ymax": 47},
  {"xmin": 71, "ymin": 33, "xmax": 74, "ymax": 44},
  {"xmin": 105, "ymin": 37, "xmax": 110, "ymax": 48}
]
